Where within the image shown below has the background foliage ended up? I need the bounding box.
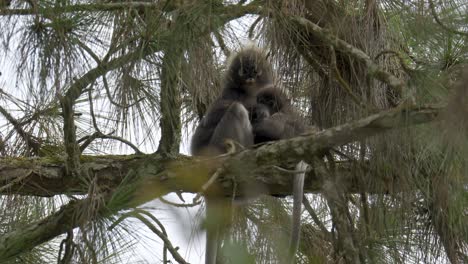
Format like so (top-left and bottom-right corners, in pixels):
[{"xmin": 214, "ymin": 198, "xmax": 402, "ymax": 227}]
[{"xmin": 0, "ymin": 0, "xmax": 467, "ymax": 263}]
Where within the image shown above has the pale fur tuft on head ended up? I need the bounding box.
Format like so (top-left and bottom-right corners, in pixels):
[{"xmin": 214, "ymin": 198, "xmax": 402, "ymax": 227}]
[
  {"xmin": 225, "ymin": 43, "xmax": 268, "ymax": 68},
  {"xmin": 223, "ymin": 45, "xmax": 274, "ymax": 93}
]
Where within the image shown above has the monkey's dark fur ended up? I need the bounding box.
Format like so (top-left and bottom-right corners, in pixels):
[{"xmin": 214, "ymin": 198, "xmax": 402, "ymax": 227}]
[
  {"xmin": 190, "ymin": 47, "xmax": 273, "ymax": 264},
  {"xmin": 251, "ymin": 87, "xmax": 307, "ymax": 144},
  {"xmin": 250, "ymin": 87, "xmax": 309, "ymax": 262},
  {"xmin": 191, "ymin": 48, "xmax": 309, "ymax": 264},
  {"xmin": 191, "ymin": 47, "xmax": 273, "ymax": 155}
]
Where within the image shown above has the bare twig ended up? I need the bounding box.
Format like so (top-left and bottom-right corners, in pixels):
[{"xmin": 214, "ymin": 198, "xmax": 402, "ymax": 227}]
[
  {"xmin": 193, "ymin": 167, "xmax": 224, "ymax": 202},
  {"xmin": 57, "ymin": 230, "xmax": 74, "ymax": 264},
  {"xmin": 375, "ymin": 50, "xmax": 416, "ymax": 73},
  {"xmin": 248, "ymin": 15, "xmax": 263, "ymax": 39},
  {"xmin": 110, "ymin": 210, "xmax": 189, "ymax": 264},
  {"xmin": 87, "ymin": 89, "xmax": 100, "ymax": 133},
  {"xmin": 330, "ymin": 47, "xmax": 369, "ymax": 110},
  {"xmin": 302, "ymin": 195, "xmax": 331, "ymax": 238},
  {"xmin": 0, "ymin": 169, "xmax": 31, "ymax": 193},
  {"xmin": 0, "ymin": 105, "xmax": 41, "ymax": 155},
  {"xmin": 213, "ymin": 31, "xmax": 230, "ymax": 58},
  {"xmin": 102, "ymin": 75, "xmax": 143, "ymax": 109},
  {"xmin": 79, "ymin": 131, "xmax": 143, "ymax": 154}
]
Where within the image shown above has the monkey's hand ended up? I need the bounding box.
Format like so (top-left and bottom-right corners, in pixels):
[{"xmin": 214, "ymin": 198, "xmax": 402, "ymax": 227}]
[
  {"xmin": 223, "ymin": 139, "xmax": 247, "ymax": 154},
  {"xmin": 250, "ymin": 104, "xmax": 271, "ymax": 123},
  {"xmin": 252, "ymin": 113, "xmax": 287, "ymax": 141}
]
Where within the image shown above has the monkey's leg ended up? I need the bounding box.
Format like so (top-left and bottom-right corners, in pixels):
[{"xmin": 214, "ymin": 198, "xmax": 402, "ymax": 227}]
[
  {"xmin": 205, "ymin": 197, "xmax": 233, "ymax": 264},
  {"xmin": 210, "ymin": 102, "xmax": 254, "ymax": 151},
  {"xmin": 252, "ymin": 113, "xmax": 287, "ymax": 142},
  {"xmin": 205, "ymin": 103, "xmax": 252, "ymax": 264},
  {"xmin": 288, "ymin": 160, "xmax": 308, "ymax": 263}
]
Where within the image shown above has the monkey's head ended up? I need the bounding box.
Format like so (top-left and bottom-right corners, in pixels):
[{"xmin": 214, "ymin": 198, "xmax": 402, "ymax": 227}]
[
  {"xmin": 256, "ymin": 87, "xmax": 289, "ymax": 113},
  {"xmin": 224, "ymin": 47, "xmax": 273, "ymax": 94},
  {"xmin": 250, "ymin": 103, "xmax": 271, "ymax": 123}
]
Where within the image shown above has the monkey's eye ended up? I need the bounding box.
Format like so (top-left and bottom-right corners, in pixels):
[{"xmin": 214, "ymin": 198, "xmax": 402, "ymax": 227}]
[{"xmin": 238, "ymin": 68, "xmax": 249, "ymax": 77}]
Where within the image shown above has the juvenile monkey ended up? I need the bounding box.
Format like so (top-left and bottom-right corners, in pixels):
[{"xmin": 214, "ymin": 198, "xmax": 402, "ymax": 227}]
[
  {"xmin": 191, "ymin": 47, "xmax": 273, "ymax": 264},
  {"xmin": 251, "ymin": 87, "xmax": 309, "ymax": 262},
  {"xmin": 251, "ymin": 87, "xmax": 307, "ymax": 142}
]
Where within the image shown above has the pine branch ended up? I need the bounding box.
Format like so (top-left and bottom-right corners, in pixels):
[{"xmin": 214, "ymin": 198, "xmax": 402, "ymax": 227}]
[
  {"xmin": 290, "ymin": 15, "xmax": 406, "ymax": 96},
  {"xmin": 0, "ymin": 2, "xmax": 175, "ymax": 16},
  {"xmin": 0, "ymin": 1, "xmax": 260, "ymax": 16},
  {"xmin": 46, "ymin": 1, "xmax": 260, "ymax": 174},
  {"xmin": 428, "ymin": 0, "xmax": 468, "ymax": 37},
  {"xmin": 0, "ymin": 198, "xmax": 93, "ymax": 261},
  {"xmin": 0, "ymin": 104, "xmax": 442, "ymax": 197},
  {"xmin": 0, "ymin": 103, "xmax": 444, "ymax": 260},
  {"xmin": 0, "ymin": 105, "xmax": 41, "ymax": 155}
]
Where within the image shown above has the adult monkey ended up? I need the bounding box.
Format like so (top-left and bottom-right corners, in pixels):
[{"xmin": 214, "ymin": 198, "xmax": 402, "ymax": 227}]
[
  {"xmin": 191, "ymin": 47, "xmax": 273, "ymax": 264},
  {"xmin": 251, "ymin": 87, "xmax": 310, "ymax": 263},
  {"xmin": 191, "ymin": 47, "xmax": 273, "ymax": 156}
]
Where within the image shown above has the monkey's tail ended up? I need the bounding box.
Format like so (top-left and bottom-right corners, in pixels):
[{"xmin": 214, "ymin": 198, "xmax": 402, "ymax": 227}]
[
  {"xmin": 288, "ymin": 160, "xmax": 308, "ymax": 263},
  {"xmin": 205, "ymin": 199, "xmax": 220, "ymax": 264}
]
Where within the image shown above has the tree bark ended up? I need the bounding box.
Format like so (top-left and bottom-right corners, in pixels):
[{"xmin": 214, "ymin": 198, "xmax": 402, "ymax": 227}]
[{"xmin": 1, "ymin": 104, "xmax": 442, "ymax": 197}]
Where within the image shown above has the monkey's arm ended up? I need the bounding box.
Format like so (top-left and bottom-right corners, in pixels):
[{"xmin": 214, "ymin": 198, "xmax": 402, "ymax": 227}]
[
  {"xmin": 249, "ymin": 103, "xmax": 271, "ymax": 123},
  {"xmin": 253, "ymin": 112, "xmax": 306, "ymax": 142},
  {"xmin": 191, "ymin": 100, "xmax": 231, "ymax": 155},
  {"xmin": 252, "ymin": 113, "xmax": 287, "ymax": 142},
  {"xmin": 192, "ymin": 100, "xmax": 254, "ymax": 155},
  {"xmin": 200, "ymin": 100, "xmax": 233, "ymax": 128}
]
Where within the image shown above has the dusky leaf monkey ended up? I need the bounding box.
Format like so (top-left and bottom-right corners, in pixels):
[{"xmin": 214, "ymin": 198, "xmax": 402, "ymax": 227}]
[
  {"xmin": 191, "ymin": 47, "xmax": 273, "ymax": 156},
  {"xmin": 250, "ymin": 87, "xmax": 307, "ymax": 143},
  {"xmin": 191, "ymin": 47, "xmax": 273, "ymax": 264},
  {"xmin": 251, "ymin": 87, "xmax": 310, "ymax": 262}
]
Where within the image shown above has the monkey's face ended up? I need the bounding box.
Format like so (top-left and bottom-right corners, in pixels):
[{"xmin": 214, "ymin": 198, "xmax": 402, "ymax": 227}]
[
  {"xmin": 251, "ymin": 103, "xmax": 271, "ymax": 123},
  {"xmin": 238, "ymin": 63, "xmax": 263, "ymax": 84},
  {"xmin": 231, "ymin": 56, "xmax": 272, "ymax": 93},
  {"xmin": 257, "ymin": 90, "xmax": 283, "ymax": 113}
]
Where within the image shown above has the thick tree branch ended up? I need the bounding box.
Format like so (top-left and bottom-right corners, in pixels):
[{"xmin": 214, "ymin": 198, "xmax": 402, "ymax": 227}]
[
  {"xmin": 290, "ymin": 16, "xmax": 406, "ymax": 95},
  {"xmin": 157, "ymin": 44, "xmax": 183, "ymax": 155},
  {"xmin": 0, "ymin": 1, "xmax": 260, "ymax": 16},
  {"xmin": 59, "ymin": 47, "xmax": 149, "ymax": 173},
  {"xmin": 49, "ymin": 1, "xmax": 260, "ymax": 173},
  {"xmin": 0, "ymin": 104, "xmax": 442, "ymax": 197},
  {"xmin": 0, "ymin": 104, "xmax": 444, "ymax": 260},
  {"xmin": 1, "ymin": 2, "xmax": 177, "ymax": 16},
  {"xmin": 0, "ymin": 198, "xmax": 94, "ymax": 261}
]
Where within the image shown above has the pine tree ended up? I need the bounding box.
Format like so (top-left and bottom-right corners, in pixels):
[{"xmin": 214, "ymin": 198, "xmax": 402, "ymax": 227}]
[{"xmin": 0, "ymin": 1, "xmax": 466, "ymax": 263}]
